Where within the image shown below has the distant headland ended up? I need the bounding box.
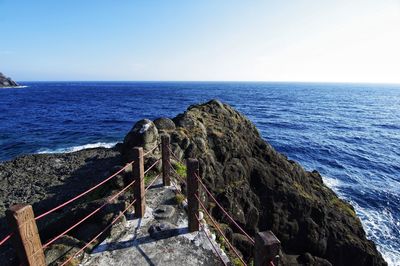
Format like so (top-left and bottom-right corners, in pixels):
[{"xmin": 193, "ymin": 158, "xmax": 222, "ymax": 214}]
[{"xmin": 0, "ymin": 72, "xmax": 19, "ymax": 88}]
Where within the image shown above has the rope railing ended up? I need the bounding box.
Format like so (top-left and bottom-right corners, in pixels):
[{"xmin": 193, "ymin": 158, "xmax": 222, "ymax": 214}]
[
  {"xmin": 194, "ymin": 173, "xmax": 255, "ymax": 245},
  {"xmin": 3, "ymin": 136, "xmax": 280, "ymax": 266},
  {"xmin": 195, "ymin": 213, "xmax": 227, "ymax": 266},
  {"xmin": 0, "ymin": 233, "xmax": 12, "ymax": 246},
  {"xmin": 60, "ymin": 197, "xmax": 138, "ymax": 266},
  {"xmin": 145, "ymin": 173, "xmax": 161, "ymax": 192},
  {"xmin": 168, "ymin": 146, "xmax": 184, "ymax": 164},
  {"xmin": 143, "ymin": 159, "xmax": 161, "ymax": 175},
  {"xmin": 0, "ymin": 161, "xmax": 135, "ymax": 248},
  {"xmin": 143, "ymin": 143, "xmax": 160, "ymax": 158},
  {"xmin": 41, "ymin": 179, "xmax": 136, "ymax": 250},
  {"xmin": 35, "ymin": 161, "xmax": 135, "ymax": 221},
  {"xmin": 195, "ymin": 194, "xmax": 247, "ymax": 265}
]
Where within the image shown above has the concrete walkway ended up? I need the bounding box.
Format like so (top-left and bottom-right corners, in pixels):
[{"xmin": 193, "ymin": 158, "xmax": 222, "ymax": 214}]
[{"xmin": 80, "ymin": 178, "xmax": 229, "ymax": 266}]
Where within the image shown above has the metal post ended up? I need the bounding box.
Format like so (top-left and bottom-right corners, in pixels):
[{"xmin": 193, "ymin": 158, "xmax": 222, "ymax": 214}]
[
  {"xmin": 254, "ymin": 231, "xmax": 281, "ymax": 266},
  {"xmin": 161, "ymin": 135, "xmax": 171, "ymax": 186},
  {"xmin": 187, "ymin": 158, "xmax": 199, "ymax": 232},
  {"xmin": 133, "ymin": 147, "xmax": 145, "ymax": 218},
  {"xmin": 6, "ymin": 204, "xmax": 46, "ymax": 266}
]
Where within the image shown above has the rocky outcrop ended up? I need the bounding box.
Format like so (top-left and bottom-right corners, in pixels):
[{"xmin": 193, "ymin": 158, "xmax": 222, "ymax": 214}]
[
  {"xmin": 0, "ymin": 147, "xmax": 125, "ymax": 265},
  {"xmin": 0, "ymin": 72, "xmax": 18, "ymax": 87},
  {"xmin": 122, "ymin": 99, "xmax": 386, "ymax": 266}
]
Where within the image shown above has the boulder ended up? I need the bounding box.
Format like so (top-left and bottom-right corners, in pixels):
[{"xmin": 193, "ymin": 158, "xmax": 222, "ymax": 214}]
[
  {"xmin": 153, "ymin": 117, "xmax": 176, "ymax": 132},
  {"xmin": 122, "ymin": 119, "xmax": 159, "ymax": 161}
]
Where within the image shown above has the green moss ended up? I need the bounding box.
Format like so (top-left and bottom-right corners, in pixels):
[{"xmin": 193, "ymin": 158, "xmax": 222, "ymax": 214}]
[
  {"xmin": 330, "ymin": 197, "xmax": 357, "ymax": 218},
  {"xmin": 63, "ymin": 257, "xmax": 80, "ymax": 266},
  {"xmin": 230, "ymin": 178, "xmax": 245, "ymax": 187},
  {"xmin": 232, "ymin": 258, "xmax": 245, "ymax": 266},
  {"xmin": 175, "ymin": 162, "xmax": 187, "ymax": 178},
  {"xmin": 175, "ymin": 193, "xmax": 186, "ymax": 204},
  {"xmin": 293, "ymin": 181, "xmax": 314, "ymax": 200},
  {"xmin": 144, "ymin": 172, "xmax": 159, "ymax": 186}
]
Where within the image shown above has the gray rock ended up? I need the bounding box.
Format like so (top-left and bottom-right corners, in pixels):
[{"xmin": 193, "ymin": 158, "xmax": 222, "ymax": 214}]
[
  {"xmin": 122, "ymin": 119, "xmax": 159, "ymax": 161},
  {"xmin": 147, "ymin": 222, "xmax": 177, "ymax": 240},
  {"xmin": 153, "ymin": 117, "xmax": 176, "ymax": 131},
  {"xmin": 153, "ymin": 205, "xmax": 175, "ymax": 219}
]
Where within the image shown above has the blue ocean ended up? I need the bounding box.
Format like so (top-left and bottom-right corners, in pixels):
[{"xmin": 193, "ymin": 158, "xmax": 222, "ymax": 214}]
[{"xmin": 0, "ymin": 82, "xmax": 399, "ymax": 264}]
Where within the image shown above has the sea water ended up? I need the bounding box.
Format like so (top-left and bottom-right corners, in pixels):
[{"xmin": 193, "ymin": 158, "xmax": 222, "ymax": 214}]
[{"xmin": 0, "ymin": 81, "xmax": 399, "ymax": 265}]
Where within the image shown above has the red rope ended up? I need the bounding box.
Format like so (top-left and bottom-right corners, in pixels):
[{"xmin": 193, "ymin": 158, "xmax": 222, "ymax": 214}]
[
  {"xmin": 194, "ymin": 173, "xmax": 255, "ymax": 245},
  {"xmin": 0, "ymin": 233, "xmax": 12, "ymax": 246},
  {"xmin": 143, "ymin": 159, "xmax": 160, "ymax": 175},
  {"xmin": 195, "ymin": 213, "xmax": 227, "ymax": 266},
  {"xmin": 35, "ymin": 161, "xmax": 134, "ymax": 221},
  {"xmin": 41, "ymin": 179, "xmax": 136, "ymax": 249},
  {"xmin": 195, "ymin": 194, "xmax": 247, "ymax": 266},
  {"xmin": 172, "ymin": 182, "xmax": 183, "ymax": 195},
  {"xmin": 145, "ymin": 174, "xmax": 161, "ymax": 192},
  {"xmin": 168, "ymin": 146, "xmax": 184, "ymax": 164},
  {"xmin": 143, "ymin": 143, "xmax": 160, "ymax": 157},
  {"xmin": 60, "ymin": 198, "xmax": 137, "ymax": 266}
]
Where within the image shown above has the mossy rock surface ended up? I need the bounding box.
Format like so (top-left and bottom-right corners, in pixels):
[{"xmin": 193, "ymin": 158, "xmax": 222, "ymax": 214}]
[{"xmin": 124, "ymin": 99, "xmax": 386, "ymax": 266}]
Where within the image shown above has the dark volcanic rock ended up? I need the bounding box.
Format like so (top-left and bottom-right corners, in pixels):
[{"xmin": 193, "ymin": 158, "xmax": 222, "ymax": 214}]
[
  {"xmin": 123, "ymin": 99, "xmax": 386, "ymax": 265},
  {"xmin": 0, "ymin": 147, "xmax": 123, "ymax": 265},
  {"xmin": 0, "ymin": 72, "xmax": 19, "ymax": 87},
  {"xmin": 122, "ymin": 119, "xmax": 159, "ymax": 161}
]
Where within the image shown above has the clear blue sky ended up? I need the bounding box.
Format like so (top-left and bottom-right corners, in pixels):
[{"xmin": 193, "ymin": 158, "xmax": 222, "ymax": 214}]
[{"xmin": 0, "ymin": 0, "xmax": 399, "ymax": 83}]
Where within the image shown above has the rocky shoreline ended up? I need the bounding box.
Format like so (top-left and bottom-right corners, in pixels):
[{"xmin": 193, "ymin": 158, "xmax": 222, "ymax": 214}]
[
  {"xmin": 0, "ymin": 100, "xmax": 387, "ymax": 265},
  {"xmin": 0, "ymin": 72, "xmax": 19, "ymax": 87}
]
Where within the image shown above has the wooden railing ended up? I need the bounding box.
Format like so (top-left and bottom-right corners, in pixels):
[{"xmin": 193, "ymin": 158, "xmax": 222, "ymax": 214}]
[{"xmin": 1, "ymin": 134, "xmax": 281, "ymax": 266}]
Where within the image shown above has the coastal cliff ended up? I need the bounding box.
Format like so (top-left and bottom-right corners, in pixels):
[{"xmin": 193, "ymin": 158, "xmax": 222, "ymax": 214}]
[
  {"xmin": 0, "ymin": 72, "xmax": 19, "ymax": 87},
  {"xmin": 122, "ymin": 100, "xmax": 386, "ymax": 265},
  {"xmin": 0, "ymin": 100, "xmax": 386, "ymax": 265}
]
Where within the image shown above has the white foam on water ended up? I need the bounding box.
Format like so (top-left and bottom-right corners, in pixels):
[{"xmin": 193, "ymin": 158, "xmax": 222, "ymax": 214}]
[
  {"xmin": 322, "ymin": 175, "xmax": 400, "ymax": 265},
  {"xmin": 322, "ymin": 176, "xmax": 342, "ymax": 190},
  {"xmin": 0, "ymin": 85, "xmax": 28, "ymax": 89},
  {"xmin": 351, "ymin": 201, "xmax": 400, "ymax": 266},
  {"xmin": 36, "ymin": 142, "xmax": 117, "ymax": 154}
]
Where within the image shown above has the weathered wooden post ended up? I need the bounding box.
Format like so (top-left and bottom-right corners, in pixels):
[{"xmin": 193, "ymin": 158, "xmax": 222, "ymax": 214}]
[
  {"xmin": 6, "ymin": 204, "xmax": 46, "ymax": 266},
  {"xmin": 254, "ymin": 231, "xmax": 281, "ymax": 266},
  {"xmin": 133, "ymin": 147, "xmax": 145, "ymax": 218},
  {"xmin": 161, "ymin": 135, "xmax": 171, "ymax": 186},
  {"xmin": 187, "ymin": 158, "xmax": 200, "ymax": 232}
]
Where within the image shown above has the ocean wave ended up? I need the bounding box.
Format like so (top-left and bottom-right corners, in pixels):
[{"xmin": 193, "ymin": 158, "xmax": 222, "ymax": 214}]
[
  {"xmin": 321, "ymin": 176, "xmax": 343, "ymax": 190},
  {"xmin": 36, "ymin": 142, "xmax": 117, "ymax": 154},
  {"xmin": 351, "ymin": 202, "xmax": 400, "ymax": 266},
  {"xmin": 0, "ymin": 85, "xmax": 28, "ymax": 89},
  {"xmin": 322, "ymin": 176, "xmax": 400, "ymax": 265}
]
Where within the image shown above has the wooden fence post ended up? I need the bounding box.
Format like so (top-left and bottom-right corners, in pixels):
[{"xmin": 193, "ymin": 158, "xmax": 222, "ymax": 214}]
[
  {"xmin": 254, "ymin": 231, "xmax": 281, "ymax": 266},
  {"xmin": 6, "ymin": 204, "xmax": 46, "ymax": 266},
  {"xmin": 187, "ymin": 158, "xmax": 199, "ymax": 232},
  {"xmin": 133, "ymin": 147, "xmax": 145, "ymax": 218},
  {"xmin": 161, "ymin": 135, "xmax": 171, "ymax": 186}
]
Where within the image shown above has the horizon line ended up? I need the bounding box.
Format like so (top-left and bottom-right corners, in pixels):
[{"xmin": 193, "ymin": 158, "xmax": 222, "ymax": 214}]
[{"xmin": 17, "ymin": 80, "xmax": 400, "ymax": 86}]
